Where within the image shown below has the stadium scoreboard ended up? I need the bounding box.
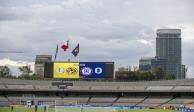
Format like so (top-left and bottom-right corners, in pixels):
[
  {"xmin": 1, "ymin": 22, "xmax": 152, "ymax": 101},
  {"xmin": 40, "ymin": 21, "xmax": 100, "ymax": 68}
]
[{"xmin": 44, "ymin": 62, "xmax": 114, "ymax": 79}]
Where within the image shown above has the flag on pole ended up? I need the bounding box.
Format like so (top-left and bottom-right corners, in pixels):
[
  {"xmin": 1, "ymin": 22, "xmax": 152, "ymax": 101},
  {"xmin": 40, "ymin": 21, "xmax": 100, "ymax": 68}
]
[
  {"xmin": 54, "ymin": 44, "xmax": 58, "ymax": 61},
  {"xmin": 72, "ymin": 44, "xmax": 79, "ymax": 57},
  {"xmin": 61, "ymin": 40, "xmax": 69, "ymax": 52}
]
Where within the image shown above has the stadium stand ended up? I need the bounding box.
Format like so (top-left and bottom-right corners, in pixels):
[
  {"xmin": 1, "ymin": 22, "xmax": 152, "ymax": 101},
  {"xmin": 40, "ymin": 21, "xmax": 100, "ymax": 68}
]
[
  {"xmin": 0, "ymin": 85, "xmax": 6, "ymax": 89},
  {"xmin": 1, "ymin": 78, "xmax": 194, "ymax": 108},
  {"xmin": 89, "ymin": 102, "xmax": 113, "ymax": 106},
  {"xmin": 113, "ymin": 102, "xmax": 137, "ymax": 106},
  {"xmin": 143, "ymin": 96, "xmax": 172, "ymax": 104},
  {"xmin": 136, "ymin": 103, "xmax": 160, "ymax": 107},
  {"xmin": 90, "ymin": 97, "xmax": 116, "ymax": 103},
  {"xmin": 0, "ymin": 96, "xmax": 10, "ymax": 107},
  {"xmin": 168, "ymin": 97, "xmax": 194, "ymax": 104},
  {"xmin": 63, "ymin": 97, "xmax": 89, "ymax": 104},
  {"xmin": 116, "ymin": 96, "xmax": 145, "ymax": 104}
]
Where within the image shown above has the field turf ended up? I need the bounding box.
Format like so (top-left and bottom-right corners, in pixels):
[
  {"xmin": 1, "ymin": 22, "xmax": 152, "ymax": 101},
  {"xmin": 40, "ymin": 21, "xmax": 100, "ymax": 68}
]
[{"xmin": 0, "ymin": 107, "xmax": 180, "ymax": 112}]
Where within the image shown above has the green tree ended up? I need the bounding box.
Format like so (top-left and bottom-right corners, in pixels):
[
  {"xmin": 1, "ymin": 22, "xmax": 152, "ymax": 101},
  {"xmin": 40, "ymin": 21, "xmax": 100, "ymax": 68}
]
[
  {"xmin": 31, "ymin": 74, "xmax": 44, "ymax": 80},
  {"xmin": 140, "ymin": 72, "xmax": 154, "ymax": 81},
  {"xmin": 115, "ymin": 70, "xmax": 142, "ymax": 81},
  {"xmin": 18, "ymin": 66, "xmax": 32, "ymax": 79},
  {"xmin": 128, "ymin": 71, "xmax": 140, "ymax": 81},
  {"xmin": 115, "ymin": 71, "xmax": 130, "ymax": 80},
  {"xmin": 152, "ymin": 67, "xmax": 165, "ymax": 80},
  {"xmin": 164, "ymin": 74, "xmax": 176, "ymax": 80},
  {"xmin": 0, "ymin": 66, "xmax": 12, "ymax": 78}
]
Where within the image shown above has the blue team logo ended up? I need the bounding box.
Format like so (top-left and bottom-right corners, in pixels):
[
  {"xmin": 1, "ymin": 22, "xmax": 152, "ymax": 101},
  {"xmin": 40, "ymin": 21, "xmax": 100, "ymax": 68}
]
[{"xmin": 81, "ymin": 67, "xmax": 93, "ymax": 76}]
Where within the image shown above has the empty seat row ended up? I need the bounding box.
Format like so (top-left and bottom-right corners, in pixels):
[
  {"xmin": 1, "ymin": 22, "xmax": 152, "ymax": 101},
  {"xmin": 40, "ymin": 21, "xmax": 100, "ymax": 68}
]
[
  {"xmin": 90, "ymin": 97, "xmax": 116, "ymax": 103},
  {"xmin": 168, "ymin": 97, "xmax": 194, "ymax": 104},
  {"xmin": 143, "ymin": 97, "xmax": 172, "ymax": 104},
  {"xmin": 116, "ymin": 97, "xmax": 144, "ymax": 103},
  {"xmin": 63, "ymin": 97, "xmax": 89, "ymax": 103}
]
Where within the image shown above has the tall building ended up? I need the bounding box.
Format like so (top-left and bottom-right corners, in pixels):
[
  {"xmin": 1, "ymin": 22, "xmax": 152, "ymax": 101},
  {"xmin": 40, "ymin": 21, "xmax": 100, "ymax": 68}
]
[
  {"xmin": 34, "ymin": 55, "xmax": 52, "ymax": 76},
  {"xmin": 139, "ymin": 29, "xmax": 185, "ymax": 79},
  {"xmin": 156, "ymin": 29, "xmax": 182, "ymax": 79}
]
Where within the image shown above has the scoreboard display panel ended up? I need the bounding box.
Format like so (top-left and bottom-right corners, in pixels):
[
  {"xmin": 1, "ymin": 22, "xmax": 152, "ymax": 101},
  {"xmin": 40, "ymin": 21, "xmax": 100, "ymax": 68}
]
[{"xmin": 44, "ymin": 62, "xmax": 114, "ymax": 79}]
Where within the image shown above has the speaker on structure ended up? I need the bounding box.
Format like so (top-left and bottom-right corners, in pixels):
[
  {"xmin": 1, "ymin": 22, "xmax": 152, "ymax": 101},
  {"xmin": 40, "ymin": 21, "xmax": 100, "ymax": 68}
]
[{"xmin": 44, "ymin": 62, "xmax": 53, "ymax": 78}]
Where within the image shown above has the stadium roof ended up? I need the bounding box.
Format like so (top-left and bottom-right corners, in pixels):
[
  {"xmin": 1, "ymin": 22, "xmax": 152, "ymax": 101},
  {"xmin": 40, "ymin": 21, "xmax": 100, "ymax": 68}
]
[
  {"xmin": 1, "ymin": 78, "xmax": 194, "ymax": 86},
  {"xmin": 1, "ymin": 78, "xmax": 194, "ymax": 93}
]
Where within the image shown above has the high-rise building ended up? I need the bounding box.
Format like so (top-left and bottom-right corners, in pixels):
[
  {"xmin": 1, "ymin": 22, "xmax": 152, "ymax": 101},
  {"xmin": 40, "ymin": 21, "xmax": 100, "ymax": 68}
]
[
  {"xmin": 139, "ymin": 29, "xmax": 185, "ymax": 79},
  {"xmin": 34, "ymin": 55, "xmax": 52, "ymax": 76},
  {"xmin": 156, "ymin": 29, "xmax": 182, "ymax": 79}
]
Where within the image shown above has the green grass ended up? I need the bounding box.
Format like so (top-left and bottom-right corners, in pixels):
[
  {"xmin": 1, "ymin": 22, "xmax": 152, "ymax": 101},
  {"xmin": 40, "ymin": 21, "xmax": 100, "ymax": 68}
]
[
  {"xmin": 116, "ymin": 109, "xmax": 179, "ymax": 112},
  {"xmin": 0, "ymin": 107, "xmax": 180, "ymax": 112},
  {"xmin": 0, "ymin": 107, "xmax": 54, "ymax": 112}
]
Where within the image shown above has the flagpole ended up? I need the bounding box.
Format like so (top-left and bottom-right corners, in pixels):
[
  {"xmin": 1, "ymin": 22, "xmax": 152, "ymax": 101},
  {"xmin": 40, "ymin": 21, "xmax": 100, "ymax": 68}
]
[
  {"xmin": 68, "ymin": 40, "xmax": 71, "ymax": 62},
  {"xmin": 78, "ymin": 53, "xmax": 80, "ymax": 62},
  {"xmin": 78, "ymin": 45, "xmax": 79, "ymax": 62},
  {"xmin": 54, "ymin": 44, "xmax": 58, "ymax": 62},
  {"xmin": 78, "ymin": 44, "xmax": 79, "ymax": 62}
]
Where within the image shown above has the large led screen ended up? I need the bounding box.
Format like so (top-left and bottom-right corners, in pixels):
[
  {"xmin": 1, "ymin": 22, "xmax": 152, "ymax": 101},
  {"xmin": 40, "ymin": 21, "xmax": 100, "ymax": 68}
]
[{"xmin": 44, "ymin": 62, "xmax": 114, "ymax": 79}]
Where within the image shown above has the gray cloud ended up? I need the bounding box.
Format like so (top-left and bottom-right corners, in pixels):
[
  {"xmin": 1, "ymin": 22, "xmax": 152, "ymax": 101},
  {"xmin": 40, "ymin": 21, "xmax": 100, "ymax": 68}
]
[{"xmin": 0, "ymin": 6, "xmax": 30, "ymax": 21}]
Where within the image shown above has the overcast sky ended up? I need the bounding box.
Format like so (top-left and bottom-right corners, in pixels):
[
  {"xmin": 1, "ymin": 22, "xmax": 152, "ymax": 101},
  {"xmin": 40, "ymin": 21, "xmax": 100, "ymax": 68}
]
[{"xmin": 0, "ymin": 0, "xmax": 194, "ymax": 78}]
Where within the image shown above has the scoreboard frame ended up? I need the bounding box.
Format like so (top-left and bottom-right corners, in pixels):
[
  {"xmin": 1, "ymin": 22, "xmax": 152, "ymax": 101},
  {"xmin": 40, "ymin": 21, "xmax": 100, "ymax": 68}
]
[{"xmin": 44, "ymin": 61, "xmax": 114, "ymax": 79}]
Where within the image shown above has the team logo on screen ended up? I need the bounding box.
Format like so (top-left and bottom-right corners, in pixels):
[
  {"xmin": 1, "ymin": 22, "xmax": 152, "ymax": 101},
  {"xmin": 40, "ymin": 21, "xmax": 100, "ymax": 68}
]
[
  {"xmin": 56, "ymin": 68, "xmax": 64, "ymax": 74},
  {"xmin": 66, "ymin": 67, "xmax": 78, "ymax": 75},
  {"xmin": 81, "ymin": 67, "xmax": 92, "ymax": 76},
  {"xmin": 81, "ymin": 67, "xmax": 103, "ymax": 76},
  {"xmin": 95, "ymin": 67, "xmax": 103, "ymax": 74}
]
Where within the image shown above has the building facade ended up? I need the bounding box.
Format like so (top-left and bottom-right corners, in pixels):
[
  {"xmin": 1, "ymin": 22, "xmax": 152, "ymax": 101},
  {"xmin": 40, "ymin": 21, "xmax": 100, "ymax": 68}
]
[
  {"xmin": 151, "ymin": 57, "xmax": 167, "ymax": 72},
  {"xmin": 139, "ymin": 57, "xmax": 166, "ymax": 72},
  {"xmin": 156, "ymin": 29, "xmax": 182, "ymax": 79},
  {"xmin": 34, "ymin": 55, "xmax": 52, "ymax": 76},
  {"xmin": 139, "ymin": 57, "xmax": 153, "ymax": 72},
  {"xmin": 181, "ymin": 65, "xmax": 186, "ymax": 79}
]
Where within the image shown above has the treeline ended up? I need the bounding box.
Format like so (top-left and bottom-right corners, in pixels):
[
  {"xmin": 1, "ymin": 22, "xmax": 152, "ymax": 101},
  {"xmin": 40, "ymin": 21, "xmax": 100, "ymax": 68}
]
[
  {"xmin": 1, "ymin": 66, "xmax": 175, "ymax": 81},
  {"xmin": 0, "ymin": 65, "xmax": 44, "ymax": 80},
  {"xmin": 115, "ymin": 67, "xmax": 175, "ymax": 81}
]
